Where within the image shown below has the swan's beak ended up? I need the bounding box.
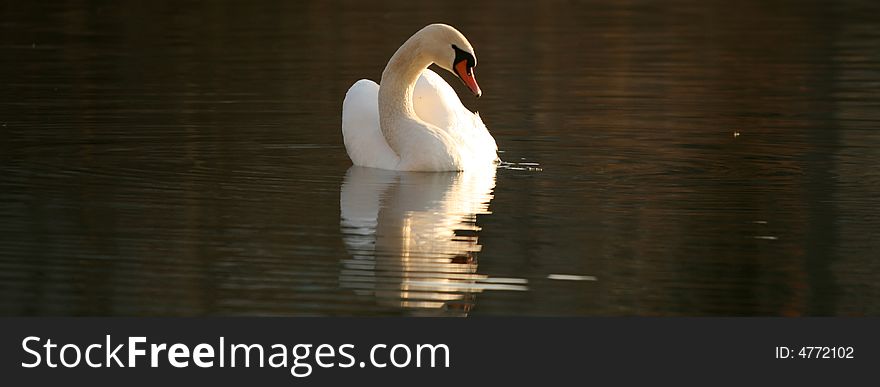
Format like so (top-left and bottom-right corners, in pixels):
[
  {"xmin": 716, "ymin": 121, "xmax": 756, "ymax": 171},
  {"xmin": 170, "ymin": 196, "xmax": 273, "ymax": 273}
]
[{"xmin": 454, "ymin": 60, "xmax": 482, "ymax": 97}]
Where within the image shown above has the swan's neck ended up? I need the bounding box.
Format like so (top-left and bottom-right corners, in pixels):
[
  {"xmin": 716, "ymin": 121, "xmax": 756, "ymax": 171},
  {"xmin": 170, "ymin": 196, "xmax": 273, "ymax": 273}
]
[{"xmin": 378, "ymin": 36, "xmax": 433, "ymax": 155}]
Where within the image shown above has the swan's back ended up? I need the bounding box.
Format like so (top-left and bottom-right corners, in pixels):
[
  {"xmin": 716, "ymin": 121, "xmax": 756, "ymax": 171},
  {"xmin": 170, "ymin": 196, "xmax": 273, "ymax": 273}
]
[{"xmin": 342, "ymin": 71, "xmax": 498, "ymax": 171}]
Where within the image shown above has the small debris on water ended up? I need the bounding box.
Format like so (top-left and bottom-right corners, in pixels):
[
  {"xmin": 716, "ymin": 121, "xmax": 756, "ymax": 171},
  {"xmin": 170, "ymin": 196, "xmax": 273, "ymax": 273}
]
[{"xmin": 548, "ymin": 274, "xmax": 597, "ymax": 281}]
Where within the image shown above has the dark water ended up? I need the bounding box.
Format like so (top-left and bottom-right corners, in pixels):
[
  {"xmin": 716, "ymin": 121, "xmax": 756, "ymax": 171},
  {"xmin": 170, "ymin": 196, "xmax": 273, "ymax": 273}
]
[{"xmin": 2, "ymin": 0, "xmax": 878, "ymax": 316}]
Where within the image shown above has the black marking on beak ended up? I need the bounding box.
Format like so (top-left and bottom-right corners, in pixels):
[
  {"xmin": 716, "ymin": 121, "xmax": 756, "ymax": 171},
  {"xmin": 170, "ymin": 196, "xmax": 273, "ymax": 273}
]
[{"xmin": 451, "ymin": 44, "xmax": 476, "ymax": 75}]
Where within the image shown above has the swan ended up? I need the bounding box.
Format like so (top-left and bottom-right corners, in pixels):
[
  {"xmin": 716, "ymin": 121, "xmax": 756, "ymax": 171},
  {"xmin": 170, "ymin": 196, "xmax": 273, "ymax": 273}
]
[{"xmin": 342, "ymin": 24, "xmax": 499, "ymax": 171}]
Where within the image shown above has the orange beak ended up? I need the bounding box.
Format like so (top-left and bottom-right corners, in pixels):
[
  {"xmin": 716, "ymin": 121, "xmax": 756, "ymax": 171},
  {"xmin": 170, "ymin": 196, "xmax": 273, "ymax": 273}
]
[{"xmin": 454, "ymin": 60, "xmax": 482, "ymax": 97}]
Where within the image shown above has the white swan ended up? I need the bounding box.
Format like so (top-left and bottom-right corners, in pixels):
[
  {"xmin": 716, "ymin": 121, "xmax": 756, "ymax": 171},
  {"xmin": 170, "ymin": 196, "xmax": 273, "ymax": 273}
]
[{"xmin": 342, "ymin": 24, "xmax": 499, "ymax": 171}]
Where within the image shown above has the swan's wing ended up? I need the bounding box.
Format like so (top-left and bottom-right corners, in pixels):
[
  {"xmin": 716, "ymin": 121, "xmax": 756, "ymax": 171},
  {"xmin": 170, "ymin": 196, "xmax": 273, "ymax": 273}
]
[
  {"xmin": 413, "ymin": 69, "xmax": 499, "ymax": 165},
  {"xmin": 342, "ymin": 79, "xmax": 399, "ymax": 169},
  {"xmin": 413, "ymin": 69, "xmax": 459, "ymax": 131}
]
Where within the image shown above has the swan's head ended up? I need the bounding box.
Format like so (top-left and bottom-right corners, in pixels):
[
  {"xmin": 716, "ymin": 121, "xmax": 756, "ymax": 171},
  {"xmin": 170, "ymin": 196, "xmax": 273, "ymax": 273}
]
[{"xmin": 419, "ymin": 24, "xmax": 482, "ymax": 98}]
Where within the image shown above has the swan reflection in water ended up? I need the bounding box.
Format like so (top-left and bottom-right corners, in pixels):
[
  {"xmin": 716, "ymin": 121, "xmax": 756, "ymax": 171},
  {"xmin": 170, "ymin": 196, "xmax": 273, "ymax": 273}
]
[{"xmin": 340, "ymin": 165, "xmax": 527, "ymax": 316}]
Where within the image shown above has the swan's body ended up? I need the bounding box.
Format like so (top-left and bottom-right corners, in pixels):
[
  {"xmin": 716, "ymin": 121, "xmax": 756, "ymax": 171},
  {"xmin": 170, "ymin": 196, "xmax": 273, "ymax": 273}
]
[{"xmin": 342, "ymin": 24, "xmax": 498, "ymax": 171}]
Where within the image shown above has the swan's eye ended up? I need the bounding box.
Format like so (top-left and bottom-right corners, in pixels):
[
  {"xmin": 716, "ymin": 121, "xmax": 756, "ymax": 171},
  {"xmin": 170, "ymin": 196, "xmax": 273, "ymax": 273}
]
[
  {"xmin": 451, "ymin": 44, "xmax": 476, "ymax": 74},
  {"xmin": 450, "ymin": 44, "xmax": 481, "ymax": 97}
]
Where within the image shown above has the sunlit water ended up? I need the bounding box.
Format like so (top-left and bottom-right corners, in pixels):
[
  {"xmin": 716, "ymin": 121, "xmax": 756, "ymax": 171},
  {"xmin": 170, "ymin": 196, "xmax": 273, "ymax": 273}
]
[{"xmin": 1, "ymin": 0, "xmax": 878, "ymax": 316}]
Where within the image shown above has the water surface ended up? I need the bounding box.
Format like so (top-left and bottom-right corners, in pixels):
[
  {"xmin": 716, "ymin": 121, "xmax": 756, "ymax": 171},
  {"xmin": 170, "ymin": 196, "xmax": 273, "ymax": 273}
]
[{"xmin": 1, "ymin": 0, "xmax": 879, "ymax": 316}]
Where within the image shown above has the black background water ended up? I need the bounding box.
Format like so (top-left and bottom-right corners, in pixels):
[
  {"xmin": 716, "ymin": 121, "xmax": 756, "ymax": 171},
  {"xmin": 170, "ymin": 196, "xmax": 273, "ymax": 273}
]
[{"xmin": 2, "ymin": 0, "xmax": 878, "ymax": 316}]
